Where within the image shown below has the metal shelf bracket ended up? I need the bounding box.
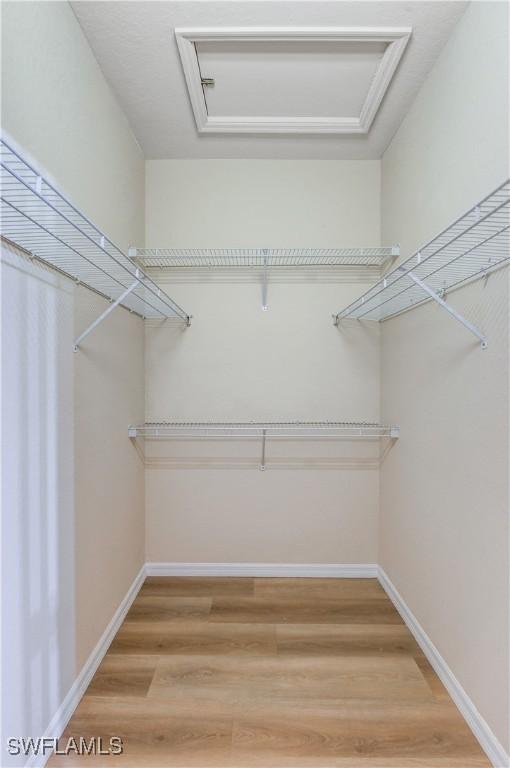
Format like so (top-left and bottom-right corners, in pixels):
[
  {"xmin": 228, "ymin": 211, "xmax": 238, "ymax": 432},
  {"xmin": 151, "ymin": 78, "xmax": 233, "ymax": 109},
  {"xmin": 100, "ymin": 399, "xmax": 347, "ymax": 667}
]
[
  {"xmin": 74, "ymin": 273, "xmax": 142, "ymax": 351},
  {"xmin": 262, "ymin": 250, "xmax": 269, "ymax": 311},
  {"xmin": 260, "ymin": 429, "xmax": 267, "ymax": 470},
  {"xmin": 401, "ymin": 268, "xmax": 488, "ymax": 349}
]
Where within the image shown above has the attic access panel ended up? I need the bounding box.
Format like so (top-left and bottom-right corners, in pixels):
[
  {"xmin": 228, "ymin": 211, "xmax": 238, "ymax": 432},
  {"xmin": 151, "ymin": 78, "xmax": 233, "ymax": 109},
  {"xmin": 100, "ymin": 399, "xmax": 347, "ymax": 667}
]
[{"xmin": 176, "ymin": 27, "xmax": 411, "ymax": 134}]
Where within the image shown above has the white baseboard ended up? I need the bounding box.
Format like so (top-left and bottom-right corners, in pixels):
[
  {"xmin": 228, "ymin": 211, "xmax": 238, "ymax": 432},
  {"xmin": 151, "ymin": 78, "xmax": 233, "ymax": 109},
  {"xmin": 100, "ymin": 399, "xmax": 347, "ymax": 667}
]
[
  {"xmin": 27, "ymin": 564, "xmax": 146, "ymax": 768},
  {"xmin": 378, "ymin": 567, "xmax": 509, "ymax": 768},
  {"xmin": 145, "ymin": 561, "xmax": 378, "ymax": 578}
]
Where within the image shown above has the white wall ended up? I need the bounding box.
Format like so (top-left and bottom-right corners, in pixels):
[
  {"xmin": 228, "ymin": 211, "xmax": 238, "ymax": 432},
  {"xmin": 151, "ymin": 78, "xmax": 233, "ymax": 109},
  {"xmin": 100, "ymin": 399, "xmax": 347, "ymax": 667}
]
[
  {"xmin": 380, "ymin": 1, "xmax": 509, "ymax": 758},
  {"xmin": 145, "ymin": 159, "xmax": 382, "ymax": 564},
  {"xmin": 382, "ymin": 1, "xmax": 509, "ymax": 256},
  {"xmin": 1, "ymin": 245, "xmax": 75, "ymax": 768},
  {"xmin": 1, "ymin": 1, "xmax": 146, "ymax": 760},
  {"xmin": 146, "ymin": 159, "xmax": 380, "ymax": 248},
  {"xmin": 74, "ymin": 290, "xmax": 145, "ymax": 671},
  {"xmin": 1, "ymin": 0, "xmax": 144, "ymax": 250}
]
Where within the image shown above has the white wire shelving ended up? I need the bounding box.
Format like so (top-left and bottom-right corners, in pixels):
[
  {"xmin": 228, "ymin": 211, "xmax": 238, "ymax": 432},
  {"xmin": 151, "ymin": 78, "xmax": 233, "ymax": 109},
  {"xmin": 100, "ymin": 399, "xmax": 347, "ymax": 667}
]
[
  {"xmin": 334, "ymin": 180, "xmax": 510, "ymax": 348},
  {"xmin": 128, "ymin": 420, "xmax": 399, "ymax": 438},
  {"xmin": 0, "ymin": 138, "xmax": 191, "ymax": 347},
  {"xmin": 131, "ymin": 247, "xmax": 398, "ymax": 311},
  {"xmin": 128, "ymin": 421, "xmax": 400, "ymax": 470},
  {"xmin": 131, "ymin": 247, "xmax": 399, "ymax": 268}
]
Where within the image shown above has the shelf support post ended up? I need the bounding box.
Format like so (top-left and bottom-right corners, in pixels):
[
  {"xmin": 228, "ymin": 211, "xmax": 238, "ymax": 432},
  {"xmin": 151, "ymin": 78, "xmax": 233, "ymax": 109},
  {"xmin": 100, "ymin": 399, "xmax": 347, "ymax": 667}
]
[
  {"xmin": 401, "ymin": 268, "xmax": 488, "ymax": 349},
  {"xmin": 260, "ymin": 429, "xmax": 267, "ymax": 471},
  {"xmin": 74, "ymin": 277, "xmax": 141, "ymax": 351},
  {"xmin": 262, "ymin": 250, "xmax": 269, "ymax": 311}
]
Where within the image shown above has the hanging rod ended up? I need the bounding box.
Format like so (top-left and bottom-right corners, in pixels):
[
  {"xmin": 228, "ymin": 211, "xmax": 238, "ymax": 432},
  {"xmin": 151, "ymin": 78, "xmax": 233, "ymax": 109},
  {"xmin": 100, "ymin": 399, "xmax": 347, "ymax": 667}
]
[
  {"xmin": 130, "ymin": 247, "xmax": 399, "ymax": 268},
  {"xmin": 0, "ymin": 137, "xmax": 191, "ymax": 329},
  {"xmin": 128, "ymin": 421, "xmax": 400, "ymax": 471},
  {"xmin": 334, "ymin": 180, "xmax": 510, "ymax": 348}
]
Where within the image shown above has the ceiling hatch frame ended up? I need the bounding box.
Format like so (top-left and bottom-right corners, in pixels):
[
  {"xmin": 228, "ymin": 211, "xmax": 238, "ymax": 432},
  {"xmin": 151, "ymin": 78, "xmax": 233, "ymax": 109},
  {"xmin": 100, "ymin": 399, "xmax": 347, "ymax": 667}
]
[{"xmin": 175, "ymin": 26, "xmax": 411, "ymax": 135}]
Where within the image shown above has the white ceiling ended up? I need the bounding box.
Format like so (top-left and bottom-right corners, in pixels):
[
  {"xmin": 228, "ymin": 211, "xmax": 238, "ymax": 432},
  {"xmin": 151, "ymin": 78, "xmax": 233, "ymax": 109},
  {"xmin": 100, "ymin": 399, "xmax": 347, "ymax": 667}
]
[{"xmin": 71, "ymin": 1, "xmax": 468, "ymax": 159}]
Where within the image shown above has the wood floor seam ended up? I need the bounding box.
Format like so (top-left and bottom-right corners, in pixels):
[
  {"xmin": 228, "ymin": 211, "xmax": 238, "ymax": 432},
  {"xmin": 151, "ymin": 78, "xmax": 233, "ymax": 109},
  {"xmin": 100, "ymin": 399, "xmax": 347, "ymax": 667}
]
[{"xmin": 49, "ymin": 577, "xmax": 489, "ymax": 767}]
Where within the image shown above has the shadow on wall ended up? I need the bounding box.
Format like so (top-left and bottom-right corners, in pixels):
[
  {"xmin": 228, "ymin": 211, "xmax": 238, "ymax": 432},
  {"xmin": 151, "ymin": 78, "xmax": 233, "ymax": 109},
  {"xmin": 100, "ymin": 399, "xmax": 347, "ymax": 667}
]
[{"xmin": 1, "ymin": 244, "xmax": 76, "ymax": 766}]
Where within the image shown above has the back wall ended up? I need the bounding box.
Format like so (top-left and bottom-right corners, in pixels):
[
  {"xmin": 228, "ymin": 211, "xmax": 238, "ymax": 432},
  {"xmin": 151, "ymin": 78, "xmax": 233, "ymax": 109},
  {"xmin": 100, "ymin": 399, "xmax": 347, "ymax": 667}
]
[{"xmin": 144, "ymin": 159, "xmax": 384, "ymax": 564}]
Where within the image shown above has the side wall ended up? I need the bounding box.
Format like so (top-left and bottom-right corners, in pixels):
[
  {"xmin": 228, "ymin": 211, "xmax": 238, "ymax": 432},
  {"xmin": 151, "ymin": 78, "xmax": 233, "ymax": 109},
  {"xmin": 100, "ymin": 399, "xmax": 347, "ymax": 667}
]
[
  {"xmin": 1, "ymin": 1, "xmax": 145, "ymax": 758},
  {"xmin": 2, "ymin": 244, "xmax": 75, "ymax": 767},
  {"xmin": 144, "ymin": 159, "xmax": 382, "ymax": 564},
  {"xmin": 380, "ymin": 1, "xmax": 509, "ymax": 757}
]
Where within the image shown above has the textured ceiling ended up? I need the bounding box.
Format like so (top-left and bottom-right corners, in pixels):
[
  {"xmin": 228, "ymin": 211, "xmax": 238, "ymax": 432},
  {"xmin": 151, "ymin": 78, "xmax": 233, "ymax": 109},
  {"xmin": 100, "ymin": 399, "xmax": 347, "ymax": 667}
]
[{"xmin": 71, "ymin": 1, "xmax": 468, "ymax": 159}]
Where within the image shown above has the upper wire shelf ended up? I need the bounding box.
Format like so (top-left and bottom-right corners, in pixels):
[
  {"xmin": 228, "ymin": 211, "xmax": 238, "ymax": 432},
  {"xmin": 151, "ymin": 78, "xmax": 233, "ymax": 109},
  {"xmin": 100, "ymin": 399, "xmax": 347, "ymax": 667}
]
[
  {"xmin": 131, "ymin": 247, "xmax": 399, "ymax": 269},
  {"xmin": 0, "ymin": 138, "xmax": 190, "ymax": 323},
  {"xmin": 335, "ymin": 180, "xmax": 510, "ymax": 324},
  {"xmin": 128, "ymin": 421, "xmax": 399, "ymax": 439}
]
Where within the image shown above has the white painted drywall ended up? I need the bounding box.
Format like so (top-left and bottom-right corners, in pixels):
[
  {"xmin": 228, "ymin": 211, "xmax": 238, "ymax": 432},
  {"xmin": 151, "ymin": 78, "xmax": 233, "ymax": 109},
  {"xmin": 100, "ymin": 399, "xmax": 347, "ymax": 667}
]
[
  {"xmin": 146, "ymin": 159, "xmax": 380, "ymax": 247},
  {"xmin": 380, "ymin": 0, "xmax": 509, "ymax": 756},
  {"xmin": 1, "ymin": 0, "xmax": 144, "ymax": 250},
  {"xmin": 1, "ymin": 245, "xmax": 75, "ymax": 768},
  {"xmin": 382, "ymin": 1, "xmax": 509, "ymax": 256},
  {"xmin": 73, "ymin": 289, "xmax": 145, "ymax": 671},
  {"xmin": 144, "ymin": 159, "xmax": 382, "ymax": 563},
  {"xmin": 1, "ymin": 1, "xmax": 145, "ymax": 760}
]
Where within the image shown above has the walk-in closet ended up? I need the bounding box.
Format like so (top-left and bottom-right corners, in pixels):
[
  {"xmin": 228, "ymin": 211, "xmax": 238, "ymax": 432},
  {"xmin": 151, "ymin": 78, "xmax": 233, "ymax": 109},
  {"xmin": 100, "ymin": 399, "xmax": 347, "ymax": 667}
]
[{"xmin": 2, "ymin": 1, "xmax": 509, "ymax": 766}]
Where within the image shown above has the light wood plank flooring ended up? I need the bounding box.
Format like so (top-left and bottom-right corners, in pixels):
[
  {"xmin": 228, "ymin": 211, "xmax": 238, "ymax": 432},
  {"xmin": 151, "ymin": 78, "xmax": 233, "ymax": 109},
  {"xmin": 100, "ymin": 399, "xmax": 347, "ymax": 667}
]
[{"xmin": 49, "ymin": 577, "xmax": 490, "ymax": 766}]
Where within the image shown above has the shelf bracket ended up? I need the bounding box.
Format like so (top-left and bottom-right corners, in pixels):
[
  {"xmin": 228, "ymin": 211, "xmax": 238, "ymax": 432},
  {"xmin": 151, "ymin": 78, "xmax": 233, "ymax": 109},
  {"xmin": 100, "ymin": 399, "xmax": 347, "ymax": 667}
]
[
  {"xmin": 74, "ymin": 277, "xmax": 141, "ymax": 351},
  {"xmin": 260, "ymin": 429, "xmax": 267, "ymax": 471},
  {"xmin": 401, "ymin": 268, "xmax": 488, "ymax": 349},
  {"xmin": 262, "ymin": 250, "xmax": 269, "ymax": 311}
]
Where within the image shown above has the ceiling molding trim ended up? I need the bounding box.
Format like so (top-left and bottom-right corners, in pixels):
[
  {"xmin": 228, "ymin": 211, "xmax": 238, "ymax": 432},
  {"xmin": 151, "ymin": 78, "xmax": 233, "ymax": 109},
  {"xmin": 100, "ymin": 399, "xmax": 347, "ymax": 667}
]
[{"xmin": 175, "ymin": 26, "xmax": 412, "ymax": 135}]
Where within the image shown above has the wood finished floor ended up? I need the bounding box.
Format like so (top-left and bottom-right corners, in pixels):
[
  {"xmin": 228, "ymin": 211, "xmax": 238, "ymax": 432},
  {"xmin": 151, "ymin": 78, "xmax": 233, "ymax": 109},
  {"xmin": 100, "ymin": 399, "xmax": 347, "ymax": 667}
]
[{"xmin": 49, "ymin": 578, "xmax": 490, "ymax": 767}]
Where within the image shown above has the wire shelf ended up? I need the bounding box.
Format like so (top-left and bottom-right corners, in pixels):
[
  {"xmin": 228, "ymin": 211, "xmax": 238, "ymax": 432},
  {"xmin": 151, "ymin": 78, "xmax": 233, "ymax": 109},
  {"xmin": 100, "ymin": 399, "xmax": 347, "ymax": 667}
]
[
  {"xmin": 132, "ymin": 247, "xmax": 399, "ymax": 269},
  {"xmin": 128, "ymin": 421, "xmax": 400, "ymax": 439},
  {"xmin": 0, "ymin": 138, "xmax": 190, "ymax": 322},
  {"xmin": 335, "ymin": 180, "xmax": 510, "ymax": 322}
]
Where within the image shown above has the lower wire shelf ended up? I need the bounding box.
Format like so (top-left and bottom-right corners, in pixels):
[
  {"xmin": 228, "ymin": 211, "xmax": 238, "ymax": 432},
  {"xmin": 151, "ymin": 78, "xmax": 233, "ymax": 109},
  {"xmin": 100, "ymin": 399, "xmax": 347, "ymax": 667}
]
[{"xmin": 128, "ymin": 421, "xmax": 400, "ymax": 470}]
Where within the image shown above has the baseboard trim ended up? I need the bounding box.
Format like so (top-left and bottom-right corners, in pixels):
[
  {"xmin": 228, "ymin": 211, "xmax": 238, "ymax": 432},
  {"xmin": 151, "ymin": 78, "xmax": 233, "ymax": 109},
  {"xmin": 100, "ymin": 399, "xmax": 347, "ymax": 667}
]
[
  {"xmin": 145, "ymin": 562, "xmax": 378, "ymax": 578},
  {"xmin": 27, "ymin": 564, "xmax": 146, "ymax": 768},
  {"xmin": 378, "ymin": 567, "xmax": 509, "ymax": 768}
]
